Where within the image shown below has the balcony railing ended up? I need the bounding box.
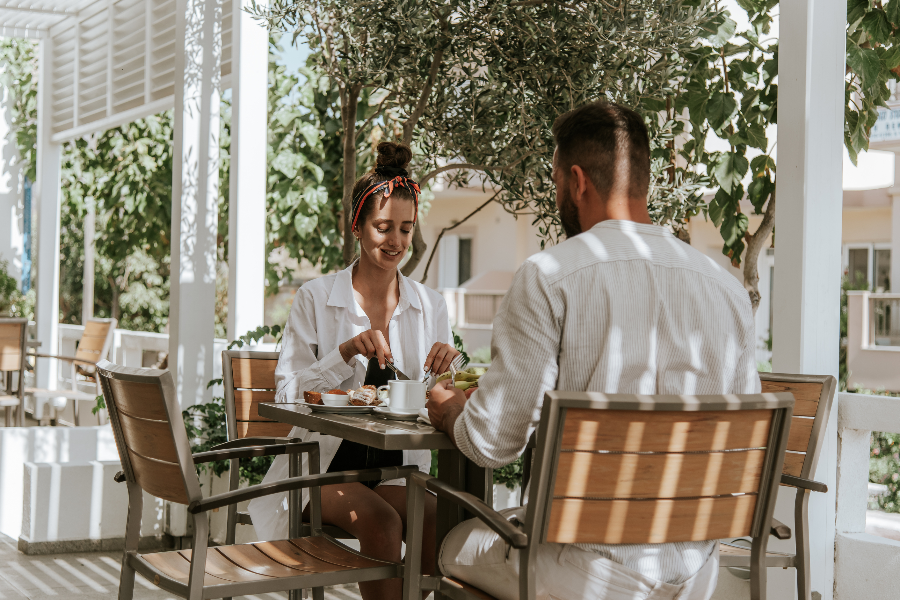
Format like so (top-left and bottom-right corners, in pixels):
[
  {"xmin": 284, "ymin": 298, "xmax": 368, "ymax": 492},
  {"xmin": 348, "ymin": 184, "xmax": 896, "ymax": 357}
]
[
  {"xmin": 870, "ymin": 296, "xmax": 900, "ymax": 346},
  {"xmin": 442, "ymin": 289, "xmax": 506, "ymax": 329}
]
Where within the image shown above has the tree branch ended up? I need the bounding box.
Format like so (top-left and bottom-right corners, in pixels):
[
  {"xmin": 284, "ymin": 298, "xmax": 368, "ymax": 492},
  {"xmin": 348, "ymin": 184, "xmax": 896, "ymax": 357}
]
[
  {"xmin": 356, "ymin": 91, "xmax": 396, "ymax": 140},
  {"xmin": 419, "ymin": 191, "xmax": 502, "ymax": 284},
  {"xmin": 418, "ymin": 152, "xmax": 533, "ymax": 187},
  {"xmin": 402, "ymin": 17, "xmax": 447, "ymax": 145},
  {"xmin": 742, "ymin": 189, "xmax": 776, "ymax": 314}
]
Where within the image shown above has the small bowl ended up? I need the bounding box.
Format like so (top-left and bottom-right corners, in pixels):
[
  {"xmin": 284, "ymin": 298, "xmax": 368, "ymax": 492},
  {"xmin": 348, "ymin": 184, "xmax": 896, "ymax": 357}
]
[{"xmin": 321, "ymin": 393, "xmax": 349, "ymax": 407}]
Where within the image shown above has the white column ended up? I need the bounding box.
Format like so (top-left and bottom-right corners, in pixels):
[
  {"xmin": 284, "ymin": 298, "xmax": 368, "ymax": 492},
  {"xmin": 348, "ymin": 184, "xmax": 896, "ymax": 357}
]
[
  {"xmin": 33, "ymin": 36, "xmax": 63, "ymax": 397},
  {"xmin": 82, "ymin": 199, "xmax": 94, "ymax": 324},
  {"xmin": 772, "ymin": 2, "xmax": 846, "ymax": 599},
  {"xmin": 891, "ymin": 154, "xmax": 900, "ymax": 291},
  {"xmin": 226, "ymin": 0, "xmax": 268, "ymax": 341},
  {"xmin": 0, "ymin": 67, "xmax": 24, "ymax": 279},
  {"xmin": 170, "ymin": 0, "xmax": 222, "ymax": 407}
]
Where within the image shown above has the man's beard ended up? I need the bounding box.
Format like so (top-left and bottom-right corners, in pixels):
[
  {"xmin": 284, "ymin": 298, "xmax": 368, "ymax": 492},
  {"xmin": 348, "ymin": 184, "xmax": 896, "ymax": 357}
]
[{"xmin": 558, "ymin": 185, "xmax": 582, "ymax": 239}]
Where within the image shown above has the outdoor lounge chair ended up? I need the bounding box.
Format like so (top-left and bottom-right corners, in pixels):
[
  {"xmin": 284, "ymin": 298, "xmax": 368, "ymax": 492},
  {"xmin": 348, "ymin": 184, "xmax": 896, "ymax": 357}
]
[
  {"xmin": 0, "ymin": 318, "xmax": 28, "ymax": 426},
  {"xmin": 97, "ymin": 359, "xmax": 413, "ymax": 600},
  {"xmin": 402, "ymin": 390, "xmax": 796, "ymax": 600},
  {"xmin": 26, "ymin": 317, "xmax": 117, "ymax": 425},
  {"xmin": 220, "ymin": 349, "xmax": 354, "ymax": 544},
  {"xmin": 718, "ymin": 373, "xmax": 837, "ymax": 600}
]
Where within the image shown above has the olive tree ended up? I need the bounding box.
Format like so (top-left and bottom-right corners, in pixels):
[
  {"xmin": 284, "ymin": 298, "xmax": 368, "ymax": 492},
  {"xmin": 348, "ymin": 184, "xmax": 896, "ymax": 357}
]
[{"xmin": 252, "ymin": 0, "xmax": 718, "ymax": 275}]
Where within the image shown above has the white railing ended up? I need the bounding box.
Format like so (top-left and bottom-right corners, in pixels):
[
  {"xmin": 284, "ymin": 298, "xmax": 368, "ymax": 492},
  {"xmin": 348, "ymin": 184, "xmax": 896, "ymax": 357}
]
[
  {"xmin": 442, "ymin": 289, "xmax": 506, "ymax": 329},
  {"xmin": 835, "ymin": 391, "xmax": 900, "ymax": 597},
  {"xmin": 845, "ymin": 292, "xmax": 900, "ymax": 391},
  {"xmin": 52, "ymin": 324, "xmax": 233, "ymax": 401}
]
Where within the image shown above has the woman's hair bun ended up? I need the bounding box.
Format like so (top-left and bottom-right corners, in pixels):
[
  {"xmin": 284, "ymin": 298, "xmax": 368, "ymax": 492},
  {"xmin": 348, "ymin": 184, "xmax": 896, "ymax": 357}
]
[{"xmin": 375, "ymin": 141, "xmax": 412, "ymax": 171}]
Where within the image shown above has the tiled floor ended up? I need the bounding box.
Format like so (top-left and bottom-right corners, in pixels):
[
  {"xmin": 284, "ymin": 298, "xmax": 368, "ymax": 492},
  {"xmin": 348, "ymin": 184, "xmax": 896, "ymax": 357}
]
[{"xmin": 0, "ymin": 534, "xmax": 363, "ymax": 600}]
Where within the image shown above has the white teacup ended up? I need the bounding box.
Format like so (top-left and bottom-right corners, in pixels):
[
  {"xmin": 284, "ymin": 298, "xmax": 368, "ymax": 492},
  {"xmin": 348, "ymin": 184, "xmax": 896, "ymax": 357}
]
[{"xmin": 378, "ymin": 380, "xmax": 427, "ymax": 414}]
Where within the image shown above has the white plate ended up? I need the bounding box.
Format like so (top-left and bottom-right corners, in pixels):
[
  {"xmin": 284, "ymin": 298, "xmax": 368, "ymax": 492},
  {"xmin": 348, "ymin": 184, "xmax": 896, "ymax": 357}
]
[
  {"xmin": 374, "ymin": 406, "xmax": 420, "ymax": 421},
  {"xmin": 307, "ymin": 403, "xmax": 375, "ymax": 414}
]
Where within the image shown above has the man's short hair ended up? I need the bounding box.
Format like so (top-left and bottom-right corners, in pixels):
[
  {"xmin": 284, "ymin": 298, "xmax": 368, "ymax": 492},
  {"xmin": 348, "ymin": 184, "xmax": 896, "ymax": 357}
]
[{"xmin": 551, "ymin": 102, "xmax": 651, "ymax": 202}]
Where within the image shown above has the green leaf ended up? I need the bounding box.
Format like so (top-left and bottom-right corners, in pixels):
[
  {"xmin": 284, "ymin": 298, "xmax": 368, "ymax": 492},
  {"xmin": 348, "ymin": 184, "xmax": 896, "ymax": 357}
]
[
  {"xmin": 747, "ymin": 174, "xmax": 774, "ymax": 213},
  {"xmin": 862, "ymin": 10, "xmax": 892, "ymax": 45},
  {"xmin": 720, "ymin": 211, "xmax": 749, "ymax": 249},
  {"xmin": 744, "ymin": 122, "xmax": 768, "ymax": 151},
  {"xmin": 887, "ymin": 0, "xmax": 900, "ymax": 25},
  {"xmin": 293, "ymin": 213, "xmax": 318, "ymax": 237},
  {"xmin": 750, "ymin": 154, "xmax": 776, "ymax": 174},
  {"xmin": 708, "ymin": 188, "xmax": 732, "ymax": 227},
  {"xmin": 847, "ymin": 45, "xmax": 882, "ymax": 92},
  {"xmin": 272, "ymin": 150, "xmax": 304, "ymax": 179},
  {"xmin": 713, "ymin": 152, "xmax": 749, "ymax": 193},
  {"xmin": 701, "ymin": 13, "xmax": 737, "ymax": 47},
  {"xmin": 708, "ymin": 92, "xmax": 737, "ymax": 131}
]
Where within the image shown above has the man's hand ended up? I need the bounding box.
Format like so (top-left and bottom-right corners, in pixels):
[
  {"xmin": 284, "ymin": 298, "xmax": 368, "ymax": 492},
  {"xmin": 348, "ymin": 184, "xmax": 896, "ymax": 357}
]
[{"xmin": 427, "ymin": 379, "xmax": 467, "ymax": 446}]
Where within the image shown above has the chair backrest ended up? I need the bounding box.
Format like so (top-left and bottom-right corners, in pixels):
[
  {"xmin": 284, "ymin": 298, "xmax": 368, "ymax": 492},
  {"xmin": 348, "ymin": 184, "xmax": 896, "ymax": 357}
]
[
  {"xmin": 222, "ymin": 350, "xmax": 292, "ymax": 440},
  {"xmin": 759, "ymin": 372, "xmax": 836, "ymax": 482},
  {"xmin": 96, "ymin": 360, "xmax": 202, "ymax": 505},
  {"xmin": 76, "ymin": 318, "xmax": 117, "ymax": 366},
  {"xmin": 526, "ymin": 392, "xmax": 794, "ymax": 546},
  {"xmin": 0, "ymin": 318, "xmax": 27, "ymax": 375}
]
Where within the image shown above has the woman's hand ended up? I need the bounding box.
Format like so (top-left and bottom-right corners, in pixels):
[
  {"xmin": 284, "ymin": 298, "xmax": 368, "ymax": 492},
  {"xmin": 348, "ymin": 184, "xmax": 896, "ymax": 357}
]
[
  {"xmin": 339, "ymin": 329, "xmax": 392, "ymax": 368},
  {"xmin": 424, "ymin": 342, "xmax": 460, "ymax": 376}
]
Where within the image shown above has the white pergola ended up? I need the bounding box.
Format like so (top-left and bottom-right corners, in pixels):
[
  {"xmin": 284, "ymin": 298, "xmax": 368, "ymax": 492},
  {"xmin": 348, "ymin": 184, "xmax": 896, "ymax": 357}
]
[
  {"xmin": 0, "ymin": 1, "xmax": 848, "ymax": 598},
  {"xmin": 1, "ymin": 0, "xmax": 268, "ymax": 412}
]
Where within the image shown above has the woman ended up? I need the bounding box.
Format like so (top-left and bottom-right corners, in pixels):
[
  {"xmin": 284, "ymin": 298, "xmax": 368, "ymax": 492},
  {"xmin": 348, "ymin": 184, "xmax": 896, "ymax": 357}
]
[{"xmin": 248, "ymin": 142, "xmax": 458, "ymax": 600}]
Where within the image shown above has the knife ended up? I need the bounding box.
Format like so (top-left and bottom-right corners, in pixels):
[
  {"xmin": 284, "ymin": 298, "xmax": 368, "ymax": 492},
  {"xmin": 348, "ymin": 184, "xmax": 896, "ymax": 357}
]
[{"xmin": 384, "ymin": 360, "xmax": 411, "ymax": 381}]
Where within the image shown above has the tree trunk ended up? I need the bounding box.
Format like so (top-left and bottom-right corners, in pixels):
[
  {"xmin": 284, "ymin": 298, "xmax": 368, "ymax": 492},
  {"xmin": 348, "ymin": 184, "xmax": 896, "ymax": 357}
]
[
  {"xmin": 742, "ymin": 190, "xmax": 776, "ymax": 314},
  {"xmin": 341, "ymin": 84, "xmax": 362, "ymax": 267},
  {"xmin": 108, "ymin": 276, "xmax": 120, "ymax": 322},
  {"xmin": 401, "ymin": 226, "xmax": 427, "ymax": 276}
]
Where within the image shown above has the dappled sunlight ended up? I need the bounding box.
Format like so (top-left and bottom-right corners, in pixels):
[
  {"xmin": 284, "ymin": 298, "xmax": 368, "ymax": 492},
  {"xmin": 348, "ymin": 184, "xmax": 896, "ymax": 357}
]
[{"xmin": 548, "ymin": 407, "xmax": 773, "ymax": 545}]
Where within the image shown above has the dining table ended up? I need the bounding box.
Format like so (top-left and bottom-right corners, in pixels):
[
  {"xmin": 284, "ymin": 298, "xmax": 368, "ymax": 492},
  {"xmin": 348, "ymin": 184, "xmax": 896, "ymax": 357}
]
[{"xmin": 257, "ymin": 402, "xmax": 496, "ymax": 557}]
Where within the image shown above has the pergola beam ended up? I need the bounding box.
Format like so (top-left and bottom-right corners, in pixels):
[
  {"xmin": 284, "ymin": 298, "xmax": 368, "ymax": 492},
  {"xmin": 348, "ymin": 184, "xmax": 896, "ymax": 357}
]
[{"xmin": 773, "ymin": 1, "xmax": 846, "ymax": 599}]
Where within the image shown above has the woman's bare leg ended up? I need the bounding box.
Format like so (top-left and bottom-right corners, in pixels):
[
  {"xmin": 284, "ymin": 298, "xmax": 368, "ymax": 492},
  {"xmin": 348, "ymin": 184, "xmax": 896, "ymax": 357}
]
[
  {"xmin": 374, "ymin": 485, "xmax": 438, "ymax": 577},
  {"xmin": 303, "ymin": 482, "xmax": 404, "ymax": 600}
]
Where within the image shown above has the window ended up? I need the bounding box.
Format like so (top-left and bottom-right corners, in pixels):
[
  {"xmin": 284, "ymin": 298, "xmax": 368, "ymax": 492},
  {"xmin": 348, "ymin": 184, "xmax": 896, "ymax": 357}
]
[
  {"xmin": 848, "ymin": 248, "xmax": 869, "ymax": 287},
  {"xmin": 843, "ymin": 245, "xmax": 892, "ymax": 291},
  {"xmin": 875, "ymin": 249, "xmax": 891, "ymax": 291},
  {"xmin": 458, "ymin": 238, "xmax": 472, "ymax": 286}
]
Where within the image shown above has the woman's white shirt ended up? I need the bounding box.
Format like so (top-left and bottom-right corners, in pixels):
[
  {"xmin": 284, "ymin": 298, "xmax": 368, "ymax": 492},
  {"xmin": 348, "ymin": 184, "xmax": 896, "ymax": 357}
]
[{"xmin": 247, "ymin": 262, "xmax": 452, "ymax": 540}]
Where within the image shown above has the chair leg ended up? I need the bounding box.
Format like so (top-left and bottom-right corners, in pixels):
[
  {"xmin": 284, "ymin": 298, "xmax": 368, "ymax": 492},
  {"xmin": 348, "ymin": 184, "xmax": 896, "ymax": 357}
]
[
  {"xmin": 403, "ymin": 481, "xmax": 426, "ymax": 600},
  {"xmin": 750, "ymin": 534, "xmax": 768, "ymax": 600},
  {"xmin": 118, "ymin": 482, "xmax": 143, "ymax": 600},
  {"xmin": 4, "ymin": 406, "xmax": 10, "ymax": 427},
  {"xmin": 795, "ymin": 491, "xmax": 811, "ymax": 600},
  {"xmin": 187, "ymin": 514, "xmax": 210, "ymax": 600}
]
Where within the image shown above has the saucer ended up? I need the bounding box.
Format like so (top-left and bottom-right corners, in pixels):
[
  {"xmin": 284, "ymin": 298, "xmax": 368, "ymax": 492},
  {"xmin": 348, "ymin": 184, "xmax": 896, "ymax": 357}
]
[{"xmin": 374, "ymin": 406, "xmax": 420, "ymax": 421}]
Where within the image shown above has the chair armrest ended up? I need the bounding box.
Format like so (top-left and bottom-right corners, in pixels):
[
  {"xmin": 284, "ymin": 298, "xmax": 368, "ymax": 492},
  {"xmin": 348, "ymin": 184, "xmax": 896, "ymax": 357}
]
[
  {"xmin": 209, "ymin": 437, "xmax": 299, "ymax": 451},
  {"xmin": 27, "ymin": 352, "xmax": 97, "ymax": 367},
  {"xmin": 188, "ymin": 465, "xmax": 419, "ymax": 514},
  {"xmin": 781, "ymin": 474, "xmax": 828, "ymax": 493},
  {"xmin": 114, "ymin": 471, "xmax": 126, "ymax": 483},
  {"xmin": 409, "ymin": 472, "xmax": 528, "ymax": 549},
  {"xmin": 192, "ymin": 441, "xmax": 319, "ymax": 464},
  {"xmin": 770, "ymin": 518, "xmax": 792, "ymax": 540}
]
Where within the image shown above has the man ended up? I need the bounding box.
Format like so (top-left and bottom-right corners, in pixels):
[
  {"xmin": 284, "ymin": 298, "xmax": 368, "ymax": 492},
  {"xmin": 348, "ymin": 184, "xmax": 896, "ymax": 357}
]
[{"xmin": 427, "ymin": 101, "xmax": 760, "ymax": 600}]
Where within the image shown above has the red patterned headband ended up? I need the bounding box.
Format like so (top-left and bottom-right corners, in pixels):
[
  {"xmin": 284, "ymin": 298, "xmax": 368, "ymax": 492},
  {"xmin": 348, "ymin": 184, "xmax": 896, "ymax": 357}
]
[{"xmin": 351, "ymin": 175, "xmax": 421, "ymax": 231}]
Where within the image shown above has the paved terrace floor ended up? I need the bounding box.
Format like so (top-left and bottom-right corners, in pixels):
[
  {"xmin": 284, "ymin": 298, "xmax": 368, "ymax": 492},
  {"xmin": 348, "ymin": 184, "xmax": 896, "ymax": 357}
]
[{"xmin": 0, "ymin": 534, "xmax": 364, "ymax": 600}]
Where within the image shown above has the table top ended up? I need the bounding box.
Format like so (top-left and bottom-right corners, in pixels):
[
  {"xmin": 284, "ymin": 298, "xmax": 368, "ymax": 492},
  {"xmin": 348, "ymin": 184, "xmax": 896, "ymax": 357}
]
[{"xmin": 258, "ymin": 402, "xmax": 456, "ymax": 450}]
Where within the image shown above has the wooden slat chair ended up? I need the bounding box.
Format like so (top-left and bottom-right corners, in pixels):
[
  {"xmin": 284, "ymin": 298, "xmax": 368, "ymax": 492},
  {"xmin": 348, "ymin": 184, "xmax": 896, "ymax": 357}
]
[
  {"xmin": 26, "ymin": 317, "xmax": 117, "ymax": 425},
  {"xmin": 403, "ymin": 391, "xmax": 796, "ymax": 600},
  {"xmin": 220, "ymin": 350, "xmax": 353, "ymax": 543},
  {"xmin": 97, "ymin": 359, "xmax": 414, "ymax": 600},
  {"xmin": 0, "ymin": 318, "xmax": 28, "ymax": 427},
  {"xmin": 719, "ymin": 373, "xmax": 837, "ymax": 600}
]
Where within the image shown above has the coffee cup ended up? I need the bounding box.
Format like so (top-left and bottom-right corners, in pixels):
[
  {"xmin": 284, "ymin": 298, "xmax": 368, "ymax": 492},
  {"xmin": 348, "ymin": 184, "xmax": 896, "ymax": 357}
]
[{"xmin": 378, "ymin": 380, "xmax": 427, "ymax": 414}]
